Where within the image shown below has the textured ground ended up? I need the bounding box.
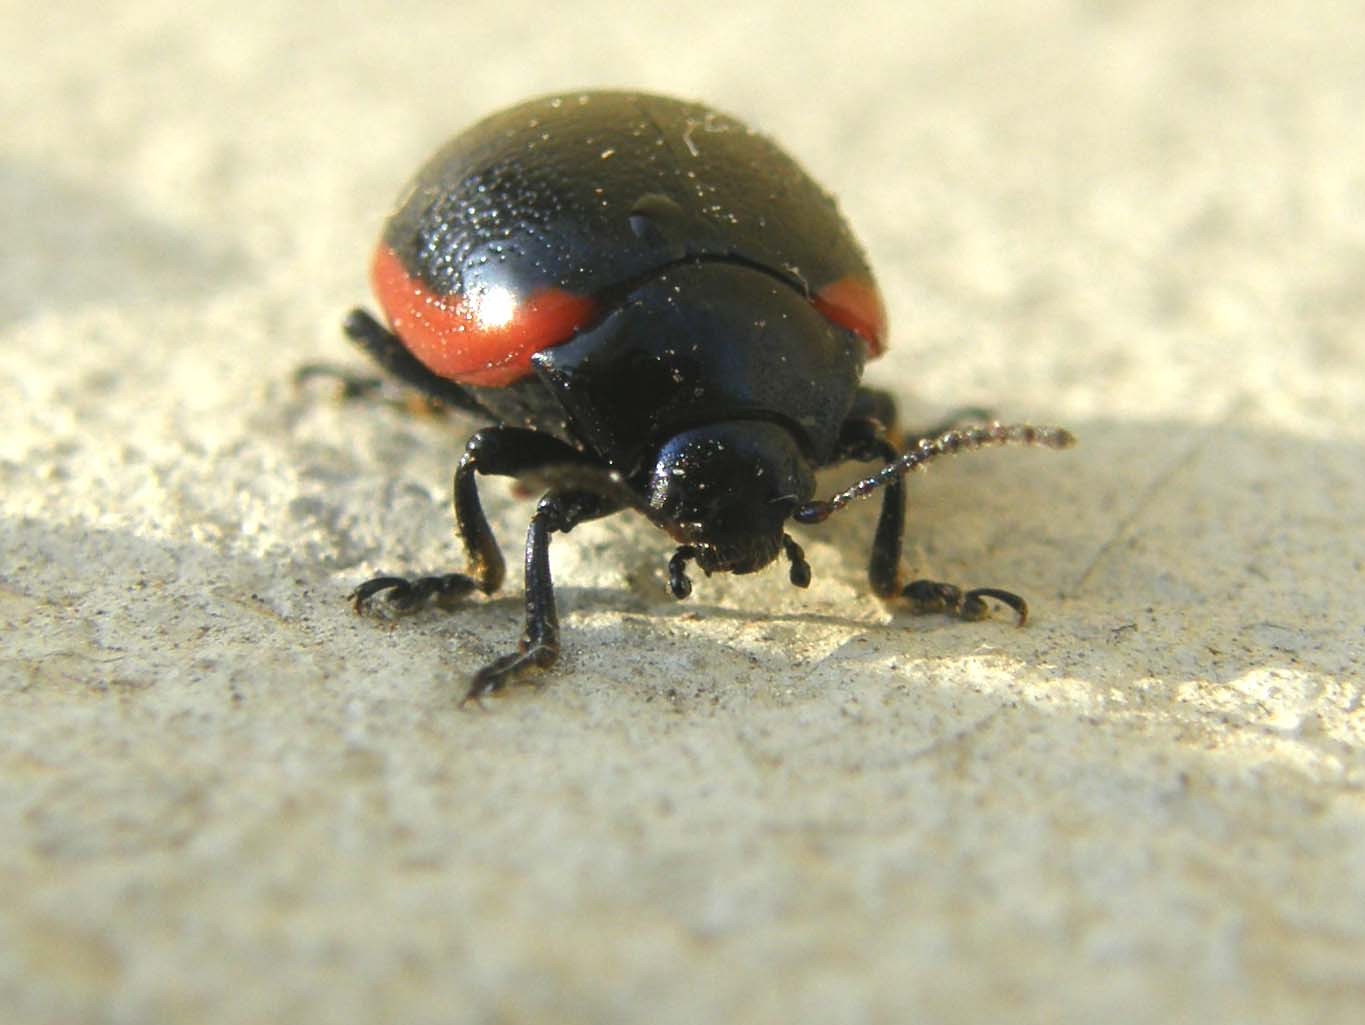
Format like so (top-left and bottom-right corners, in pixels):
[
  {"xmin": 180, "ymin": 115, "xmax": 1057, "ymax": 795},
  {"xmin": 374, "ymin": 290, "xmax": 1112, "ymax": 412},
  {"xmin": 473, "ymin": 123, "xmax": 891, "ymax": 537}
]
[{"xmin": 3, "ymin": 2, "xmax": 1364, "ymax": 1022}]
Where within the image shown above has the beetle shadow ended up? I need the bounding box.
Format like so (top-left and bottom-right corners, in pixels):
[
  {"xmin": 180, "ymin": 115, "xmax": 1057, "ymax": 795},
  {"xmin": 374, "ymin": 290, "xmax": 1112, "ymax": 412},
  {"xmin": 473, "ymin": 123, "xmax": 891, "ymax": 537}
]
[{"xmin": 0, "ymin": 159, "xmax": 247, "ymax": 326}]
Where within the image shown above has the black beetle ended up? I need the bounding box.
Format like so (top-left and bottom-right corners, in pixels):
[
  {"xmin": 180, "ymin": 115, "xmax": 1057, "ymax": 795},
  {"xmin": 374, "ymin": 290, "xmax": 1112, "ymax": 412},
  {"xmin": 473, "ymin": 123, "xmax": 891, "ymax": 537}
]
[{"xmin": 325, "ymin": 91, "xmax": 1073, "ymax": 701}]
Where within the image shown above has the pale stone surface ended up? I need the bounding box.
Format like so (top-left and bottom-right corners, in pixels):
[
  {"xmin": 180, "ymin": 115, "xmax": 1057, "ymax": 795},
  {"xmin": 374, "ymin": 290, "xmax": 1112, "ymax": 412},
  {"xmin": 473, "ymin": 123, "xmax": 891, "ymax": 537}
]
[{"xmin": 3, "ymin": 2, "xmax": 1363, "ymax": 1022}]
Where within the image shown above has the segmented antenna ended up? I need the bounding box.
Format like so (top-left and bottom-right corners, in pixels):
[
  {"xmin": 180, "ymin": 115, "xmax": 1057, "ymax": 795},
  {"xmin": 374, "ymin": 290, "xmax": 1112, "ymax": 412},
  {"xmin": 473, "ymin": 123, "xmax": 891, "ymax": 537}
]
[{"xmin": 794, "ymin": 422, "xmax": 1076, "ymax": 524}]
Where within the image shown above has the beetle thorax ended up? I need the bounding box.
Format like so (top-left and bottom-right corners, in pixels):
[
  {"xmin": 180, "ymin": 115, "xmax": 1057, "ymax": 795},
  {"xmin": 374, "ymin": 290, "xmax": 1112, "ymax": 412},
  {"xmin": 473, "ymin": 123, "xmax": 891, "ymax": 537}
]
[{"xmin": 644, "ymin": 421, "xmax": 815, "ymax": 575}]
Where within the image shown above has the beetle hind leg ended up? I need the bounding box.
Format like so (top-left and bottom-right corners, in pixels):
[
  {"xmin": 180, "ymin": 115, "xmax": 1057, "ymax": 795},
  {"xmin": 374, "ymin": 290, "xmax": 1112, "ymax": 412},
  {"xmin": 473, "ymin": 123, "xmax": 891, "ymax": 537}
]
[{"xmin": 295, "ymin": 309, "xmax": 492, "ymax": 418}]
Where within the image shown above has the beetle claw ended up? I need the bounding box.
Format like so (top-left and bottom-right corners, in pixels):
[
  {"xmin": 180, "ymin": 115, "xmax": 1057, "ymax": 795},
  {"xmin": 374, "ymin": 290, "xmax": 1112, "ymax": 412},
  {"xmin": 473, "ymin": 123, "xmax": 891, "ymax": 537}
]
[
  {"xmin": 900, "ymin": 580, "xmax": 1029, "ymax": 626},
  {"xmin": 350, "ymin": 573, "xmax": 479, "ymax": 615}
]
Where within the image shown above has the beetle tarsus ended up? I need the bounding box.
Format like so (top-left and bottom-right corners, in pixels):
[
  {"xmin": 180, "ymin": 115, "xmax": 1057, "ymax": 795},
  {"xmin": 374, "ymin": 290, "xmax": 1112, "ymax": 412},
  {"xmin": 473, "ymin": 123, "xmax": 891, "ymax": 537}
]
[
  {"xmin": 963, "ymin": 586, "xmax": 1029, "ymax": 626},
  {"xmin": 835, "ymin": 407, "xmax": 1036, "ymax": 629},
  {"xmin": 294, "ymin": 362, "xmax": 389, "ymax": 401},
  {"xmin": 462, "ymin": 644, "xmax": 559, "ymax": 705},
  {"xmin": 350, "ymin": 573, "xmax": 479, "ymax": 614},
  {"xmin": 900, "ymin": 579, "xmax": 1029, "ymax": 626},
  {"xmin": 668, "ymin": 546, "xmax": 696, "ymax": 599},
  {"xmin": 783, "ymin": 534, "xmax": 811, "ymax": 588},
  {"xmin": 296, "ymin": 342, "xmax": 451, "ymax": 418}
]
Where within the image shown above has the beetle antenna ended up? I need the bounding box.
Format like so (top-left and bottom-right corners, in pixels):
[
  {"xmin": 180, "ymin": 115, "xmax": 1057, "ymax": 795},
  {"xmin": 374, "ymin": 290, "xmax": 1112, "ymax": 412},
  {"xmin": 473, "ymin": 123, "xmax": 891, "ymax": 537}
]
[{"xmin": 794, "ymin": 422, "xmax": 1076, "ymax": 524}]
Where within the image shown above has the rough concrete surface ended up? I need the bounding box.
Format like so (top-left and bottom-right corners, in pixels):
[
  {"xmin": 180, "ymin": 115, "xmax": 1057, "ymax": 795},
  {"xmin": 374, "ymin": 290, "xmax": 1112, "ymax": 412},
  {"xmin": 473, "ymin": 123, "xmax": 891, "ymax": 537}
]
[{"xmin": 3, "ymin": 1, "xmax": 1363, "ymax": 1022}]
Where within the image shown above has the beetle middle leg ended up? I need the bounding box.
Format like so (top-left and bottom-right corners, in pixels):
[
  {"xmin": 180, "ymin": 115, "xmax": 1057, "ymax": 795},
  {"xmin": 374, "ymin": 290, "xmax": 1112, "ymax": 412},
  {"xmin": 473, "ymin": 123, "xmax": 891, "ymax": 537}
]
[
  {"xmin": 845, "ymin": 386, "xmax": 991, "ymax": 449},
  {"xmin": 835, "ymin": 413, "xmax": 1029, "ymax": 625},
  {"xmin": 352, "ymin": 427, "xmax": 596, "ymax": 615}
]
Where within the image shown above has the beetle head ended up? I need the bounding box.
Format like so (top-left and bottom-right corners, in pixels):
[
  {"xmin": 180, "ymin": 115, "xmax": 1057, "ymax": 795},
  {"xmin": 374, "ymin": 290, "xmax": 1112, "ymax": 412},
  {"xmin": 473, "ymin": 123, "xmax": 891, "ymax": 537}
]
[{"xmin": 645, "ymin": 420, "xmax": 815, "ymax": 576}]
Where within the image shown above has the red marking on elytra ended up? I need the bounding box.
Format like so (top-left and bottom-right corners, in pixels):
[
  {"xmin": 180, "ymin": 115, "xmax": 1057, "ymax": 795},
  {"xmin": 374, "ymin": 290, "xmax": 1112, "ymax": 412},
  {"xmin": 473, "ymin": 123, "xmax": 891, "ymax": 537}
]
[
  {"xmin": 371, "ymin": 245, "xmax": 596, "ymax": 387},
  {"xmin": 812, "ymin": 276, "xmax": 887, "ymax": 358}
]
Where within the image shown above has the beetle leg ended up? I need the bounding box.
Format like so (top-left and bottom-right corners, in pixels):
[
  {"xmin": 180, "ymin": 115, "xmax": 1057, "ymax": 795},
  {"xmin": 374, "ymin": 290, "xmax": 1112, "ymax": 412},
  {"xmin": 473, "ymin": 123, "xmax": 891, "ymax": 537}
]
[
  {"xmin": 847, "ymin": 385, "xmax": 994, "ymax": 445},
  {"xmin": 294, "ymin": 362, "xmax": 391, "ymax": 402},
  {"xmin": 834, "ymin": 417, "xmax": 1030, "ymax": 626},
  {"xmin": 782, "ymin": 534, "xmax": 811, "ymax": 588},
  {"xmin": 294, "ymin": 364, "xmax": 451, "ymax": 419},
  {"xmin": 668, "ymin": 546, "xmax": 698, "ymax": 599},
  {"xmin": 464, "ymin": 489, "xmax": 620, "ymax": 702},
  {"xmin": 900, "ymin": 581, "xmax": 1029, "ymax": 626},
  {"xmin": 831, "ymin": 417, "xmax": 905, "ymax": 597},
  {"xmin": 296, "ymin": 310, "xmax": 497, "ymax": 416},
  {"xmin": 352, "ymin": 427, "xmax": 595, "ymax": 615},
  {"xmin": 845, "ymin": 386, "xmax": 900, "ymax": 437},
  {"xmin": 329, "ymin": 308, "xmax": 493, "ymax": 417}
]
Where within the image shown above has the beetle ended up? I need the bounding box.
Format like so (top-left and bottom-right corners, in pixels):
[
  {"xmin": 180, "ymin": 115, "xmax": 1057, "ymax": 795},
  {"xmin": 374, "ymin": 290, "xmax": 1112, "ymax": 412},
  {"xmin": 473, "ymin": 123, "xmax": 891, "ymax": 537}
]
[{"xmin": 327, "ymin": 91, "xmax": 1073, "ymax": 701}]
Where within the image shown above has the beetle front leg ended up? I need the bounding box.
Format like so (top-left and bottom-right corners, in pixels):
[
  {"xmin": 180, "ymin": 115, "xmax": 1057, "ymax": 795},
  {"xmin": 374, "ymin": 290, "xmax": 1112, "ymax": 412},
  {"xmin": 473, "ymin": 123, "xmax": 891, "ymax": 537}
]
[
  {"xmin": 832, "ymin": 417, "xmax": 905, "ymax": 598},
  {"xmin": 352, "ymin": 428, "xmax": 592, "ymax": 616},
  {"xmin": 838, "ymin": 417, "xmax": 1030, "ymax": 626},
  {"xmin": 465, "ymin": 489, "xmax": 619, "ymax": 702}
]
